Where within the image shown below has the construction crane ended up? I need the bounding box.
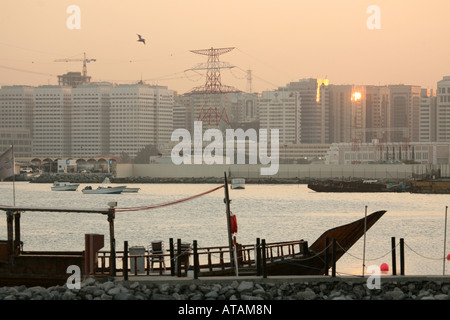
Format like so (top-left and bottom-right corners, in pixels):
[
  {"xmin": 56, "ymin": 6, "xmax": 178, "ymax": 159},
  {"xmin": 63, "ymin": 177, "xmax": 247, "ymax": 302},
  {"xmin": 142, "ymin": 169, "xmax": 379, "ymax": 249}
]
[{"xmin": 54, "ymin": 52, "xmax": 96, "ymax": 78}]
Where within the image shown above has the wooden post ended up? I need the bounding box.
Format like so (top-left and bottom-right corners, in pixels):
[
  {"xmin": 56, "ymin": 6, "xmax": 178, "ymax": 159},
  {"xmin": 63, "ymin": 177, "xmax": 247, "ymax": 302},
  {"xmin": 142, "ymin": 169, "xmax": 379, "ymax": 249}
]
[
  {"xmin": 391, "ymin": 237, "xmax": 397, "ymax": 276},
  {"xmin": 6, "ymin": 210, "xmax": 13, "ymax": 257},
  {"xmin": 256, "ymin": 238, "xmax": 261, "ymax": 276},
  {"xmin": 169, "ymin": 238, "xmax": 175, "ymax": 276},
  {"xmin": 332, "ymin": 238, "xmax": 336, "ymax": 277},
  {"xmin": 123, "ymin": 241, "xmax": 128, "ymax": 281},
  {"xmin": 177, "ymin": 238, "xmax": 182, "ymax": 277},
  {"xmin": 107, "ymin": 209, "xmax": 116, "ymax": 276},
  {"xmin": 224, "ymin": 172, "xmax": 234, "ymax": 269},
  {"xmin": 261, "ymin": 239, "xmax": 267, "ymax": 279},
  {"xmin": 193, "ymin": 240, "xmax": 198, "ymax": 279},
  {"xmin": 324, "ymin": 237, "xmax": 329, "ymax": 276},
  {"xmin": 400, "ymin": 238, "xmax": 405, "ymax": 276},
  {"xmin": 14, "ymin": 212, "xmax": 21, "ymax": 255}
]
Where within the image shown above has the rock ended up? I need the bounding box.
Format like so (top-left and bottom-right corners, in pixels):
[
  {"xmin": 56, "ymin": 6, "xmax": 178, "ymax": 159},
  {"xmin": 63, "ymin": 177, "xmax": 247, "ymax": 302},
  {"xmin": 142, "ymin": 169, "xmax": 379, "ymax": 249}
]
[
  {"xmin": 82, "ymin": 277, "xmax": 96, "ymax": 287},
  {"xmin": 241, "ymin": 294, "xmax": 264, "ymax": 300},
  {"xmin": 237, "ymin": 281, "xmax": 254, "ymax": 293},
  {"xmin": 101, "ymin": 281, "xmax": 115, "ymax": 292},
  {"xmin": 129, "ymin": 282, "xmax": 140, "ymax": 290},
  {"xmin": 152, "ymin": 293, "xmax": 176, "ymax": 300},
  {"xmin": 107, "ymin": 287, "xmax": 121, "ymax": 296},
  {"xmin": 296, "ymin": 288, "xmax": 316, "ymax": 300},
  {"xmin": 434, "ymin": 294, "xmax": 449, "ymax": 300},
  {"xmin": 205, "ymin": 291, "xmax": 219, "ymax": 299},
  {"xmin": 100, "ymin": 293, "xmax": 113, "ymax": 300},
  {"xmin": 387, "ymin": 287, "xmax": 405, "ymax": 300}
]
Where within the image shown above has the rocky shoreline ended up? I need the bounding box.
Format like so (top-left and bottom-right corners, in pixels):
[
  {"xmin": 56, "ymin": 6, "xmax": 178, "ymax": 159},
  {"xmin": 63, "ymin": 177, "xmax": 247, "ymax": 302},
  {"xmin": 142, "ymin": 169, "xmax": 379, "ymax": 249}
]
[
  {"xmin": 1, "ymin": 276, "xmax": 449, "ymax": 300},
  {"xmin": 25, "ymin": 173, "xmax": 405, "ymax": 186}
]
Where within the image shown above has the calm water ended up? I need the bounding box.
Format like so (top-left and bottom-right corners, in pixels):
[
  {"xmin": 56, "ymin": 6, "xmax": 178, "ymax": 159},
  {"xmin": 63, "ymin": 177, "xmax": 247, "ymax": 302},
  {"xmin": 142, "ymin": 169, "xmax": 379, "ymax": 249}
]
[{"xmin": 0, "ymin": 181, "xmax": 449, "ymax": 276}]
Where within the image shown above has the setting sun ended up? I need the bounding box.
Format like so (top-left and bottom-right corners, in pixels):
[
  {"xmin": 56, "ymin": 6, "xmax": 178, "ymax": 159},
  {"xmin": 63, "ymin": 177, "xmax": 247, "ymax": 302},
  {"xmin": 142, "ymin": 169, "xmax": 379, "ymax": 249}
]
[{"xmin": 351, "ymin": 92, "xmax": 362, "ymax": 101}]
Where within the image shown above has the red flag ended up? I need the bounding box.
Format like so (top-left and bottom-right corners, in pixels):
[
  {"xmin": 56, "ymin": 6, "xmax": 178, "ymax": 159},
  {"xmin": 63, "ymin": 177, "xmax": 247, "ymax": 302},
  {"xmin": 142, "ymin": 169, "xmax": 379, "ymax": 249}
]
[{"xmin": 0, "ymin": 147, "xmax": 14, "ymax": 180}]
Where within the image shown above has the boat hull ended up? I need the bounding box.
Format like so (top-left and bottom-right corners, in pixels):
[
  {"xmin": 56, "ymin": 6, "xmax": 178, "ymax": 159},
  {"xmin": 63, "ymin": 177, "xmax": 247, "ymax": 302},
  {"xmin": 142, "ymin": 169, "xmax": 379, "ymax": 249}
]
[
  {"xmin": 308, "ymin": 181, "xmax": 407, "ymax": 193},
  {"xmin": 51, "ymin": 182, "xmax": 80, "ymax": 191},
  {"xmin": 122, "ymin": 188, "xmax": 140, "ymax": 193},
  {"xmin": 82, "ymin": 186, "xmax": 126, "ymax": 194},
  {"xmin": 199, "ymin": 210, "xmax": 386, "ymax": 277},
  {"xmin": 410, "ymin": 180, "xmax": 450, "ymax": 194}
]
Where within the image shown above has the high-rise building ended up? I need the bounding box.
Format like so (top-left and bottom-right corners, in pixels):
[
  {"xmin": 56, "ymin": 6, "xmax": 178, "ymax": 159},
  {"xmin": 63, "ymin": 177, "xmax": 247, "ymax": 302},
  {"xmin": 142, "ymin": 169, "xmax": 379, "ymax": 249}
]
[
  {"xmin": 436, "ymin": 76, "xmax": 450, "ymax": 142},
  {"xmin": 0, "ymin": 86, "xmax": 34, "ymax": 130},
  {"xmin": 33, "ymin": 86, "xmax": 72, "ymax": 157},
  {"xmin": 71, "ymin": 82, "xmax": 112, "ymax": 157},
  {"xmin": 365, "ymin": 86, "xmax": 390, "ymax": 142},
  {"xmin": 259, "ymin": 89, "xmax": 300, "ymax": 144},
  {"xmin": 329, "ymin": 85, "xmax": 367, "ymax": 143},
  {"xmin": 109, "ymin": 84, "xmax": 174, "ymax": 157},
  {"xmin": 419, "ymin": 88, "xmax": 437, "ymax": 142},
  {"xmin": 284, "ymin": 79, "xmax": 330, "ymax": 144},
  {"xmin": 388, "ymin": 85, "xmax": 421, "ymax": 142},
  {"xmin": 259, "ymin": 78, "xmax": 330, "ymax": 145}
]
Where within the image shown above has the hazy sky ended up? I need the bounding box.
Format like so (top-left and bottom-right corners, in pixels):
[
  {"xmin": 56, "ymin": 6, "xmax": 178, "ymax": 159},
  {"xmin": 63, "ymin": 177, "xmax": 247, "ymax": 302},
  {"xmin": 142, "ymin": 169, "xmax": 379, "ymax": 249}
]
[{"xmin": 1, "ymin": 0, "xmax": 449, "ymax": 93}]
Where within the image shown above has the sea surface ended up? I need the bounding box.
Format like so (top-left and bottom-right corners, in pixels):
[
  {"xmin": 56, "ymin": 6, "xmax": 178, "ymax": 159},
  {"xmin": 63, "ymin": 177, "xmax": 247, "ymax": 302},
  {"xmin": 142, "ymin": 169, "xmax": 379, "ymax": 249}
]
[{"xmin": 0, "ymin": 181, "xmax": 449, "ymax": 276}]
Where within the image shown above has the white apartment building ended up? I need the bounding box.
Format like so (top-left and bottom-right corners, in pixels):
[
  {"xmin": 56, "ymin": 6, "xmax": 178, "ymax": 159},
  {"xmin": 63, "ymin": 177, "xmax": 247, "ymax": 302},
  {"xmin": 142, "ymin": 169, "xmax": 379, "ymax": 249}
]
[
  {"xmin": 258, "ymin": 89, "xmax": 300, "ymax": 144},
  {"xmin": 109, "ymin": 84, "xmax": 173, "ymax": 157},
  {"xmin": 0, "ymin": 86, "xmax": 34, "ymax": 155},
  {"xmin": 437, "ymin": 76, "xmax": 450, "ymax": 142},
  {"xmin": 33, "ymin": 86, "xmax": 72, "ymax": 157},
  {"xmin": 71, "ymin": 82, "xmax": 112, "ymax": 157},
  {"xmin": 0, "ymin": 86, "xmax": 34, "ymax": 130}
]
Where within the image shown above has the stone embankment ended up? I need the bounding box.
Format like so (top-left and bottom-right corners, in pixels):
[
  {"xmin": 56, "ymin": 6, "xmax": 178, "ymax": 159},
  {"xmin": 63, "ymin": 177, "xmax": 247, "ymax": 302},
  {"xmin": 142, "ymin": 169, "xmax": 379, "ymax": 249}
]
[
  {"xmin": 0, "ymin": 276, "xmax": 449, "ymax": 300},
  {"xmin": 29, "ymin": 173, "xmax": 307, "ymax": 185},
  {"xmin": 28, "ymin": 173, "xmax": 405, "ymax": 185}
]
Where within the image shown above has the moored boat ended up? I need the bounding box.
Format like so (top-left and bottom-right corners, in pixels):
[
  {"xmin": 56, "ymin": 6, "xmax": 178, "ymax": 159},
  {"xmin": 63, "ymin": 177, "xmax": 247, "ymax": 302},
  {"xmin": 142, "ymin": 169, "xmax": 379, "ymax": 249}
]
[
  {"xmin": 102, "ymin": 177, "xmax": 140, "ymax": 193},
  {"xmin": 82, "ymin": 185, "xmax": 126, "ymax": 194},
  {"xmin": 197, "ymin": 209, "xmax": 386, "ymax": 277},
  {"xmin": 0, "ymin": 173, "xmax": 387, "ymax": 286},
  {"xmin": 51, "ymin": 181, "xmax": 80, "ymax": 191},
  {"xmin": 231, "ymin": 178, "xmax": 245, "ymax": 190},
  {"xmin": 308, "ymin": 179, "xmax": 408, "ymax": 193},
  {"xmin": 410, "ymin": 179, "xmax": 450, "ymax": 194}
]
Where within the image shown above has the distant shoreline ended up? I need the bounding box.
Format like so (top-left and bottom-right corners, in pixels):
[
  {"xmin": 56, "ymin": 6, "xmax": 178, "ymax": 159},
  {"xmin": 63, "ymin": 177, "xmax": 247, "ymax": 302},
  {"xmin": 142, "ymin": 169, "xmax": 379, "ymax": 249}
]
[{"xmin": 3, "ymin": 173, "xmax": 408, "ymax": 185}]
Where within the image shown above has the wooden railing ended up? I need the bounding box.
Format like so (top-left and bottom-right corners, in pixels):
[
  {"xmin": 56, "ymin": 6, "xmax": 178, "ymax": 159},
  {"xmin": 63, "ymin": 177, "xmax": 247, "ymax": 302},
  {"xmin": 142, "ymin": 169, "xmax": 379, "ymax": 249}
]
[{"xmin": 93, "ymin": 239, "xmax": 308, "ymax": 278}]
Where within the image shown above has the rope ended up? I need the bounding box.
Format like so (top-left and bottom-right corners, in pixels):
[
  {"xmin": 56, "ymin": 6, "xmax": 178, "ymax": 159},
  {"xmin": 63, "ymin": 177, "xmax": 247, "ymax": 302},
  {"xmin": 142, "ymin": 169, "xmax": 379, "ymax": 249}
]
[
  {"xmin": 404, "ymin": 241, "xmax": 445, "ymax": 261},
  {"xmin": 115, "ymin": 185, "xmax": 224, "ymax": 212},
  {"xmin": 337, "ymin": 241, "xmax": 400, "ymax": 262}
]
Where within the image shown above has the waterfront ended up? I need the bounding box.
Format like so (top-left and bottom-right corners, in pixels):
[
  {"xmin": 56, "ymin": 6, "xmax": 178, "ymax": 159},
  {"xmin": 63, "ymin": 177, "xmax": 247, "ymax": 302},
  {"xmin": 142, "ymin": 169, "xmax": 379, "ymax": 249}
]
[{"xmin": 0, "ymin": 181, "xmax": 449, "ymax": 276}]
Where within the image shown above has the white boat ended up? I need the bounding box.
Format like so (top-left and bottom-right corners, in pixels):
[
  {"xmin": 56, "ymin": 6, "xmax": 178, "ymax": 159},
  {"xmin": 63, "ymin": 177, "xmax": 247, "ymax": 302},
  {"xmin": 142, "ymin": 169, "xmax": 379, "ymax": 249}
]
[
  {"xmin": 102, "ymin": 177, "xmax": 140, "ymax": 193},
  {"xmin": 231, "ymin": 178, "xmax": 245, "ymax": 190},
  {"xmin": 51, "ymin": 181, "xmax": 80, "ymax": 191},
  {"xmin": 82, "ymin": 185, "xmax": 127, "ymax": 194}
]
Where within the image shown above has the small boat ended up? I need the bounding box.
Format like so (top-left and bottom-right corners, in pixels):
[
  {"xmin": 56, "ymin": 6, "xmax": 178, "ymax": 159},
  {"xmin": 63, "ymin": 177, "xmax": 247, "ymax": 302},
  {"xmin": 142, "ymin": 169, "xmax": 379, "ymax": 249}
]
[
  {"xmin": 51, "ymin": 181, "xmax": 80, "ymax": 191},
  {"xmin": 82, "ymin": 185, "xmax": 126, "ymax": 194},
  {"xmin": 102, "ymin": 177, "xmax": 140, "ymax": 193},
  {"xmin": 231, "ymin": 178, "xmax": 245, "ymax": 190}
]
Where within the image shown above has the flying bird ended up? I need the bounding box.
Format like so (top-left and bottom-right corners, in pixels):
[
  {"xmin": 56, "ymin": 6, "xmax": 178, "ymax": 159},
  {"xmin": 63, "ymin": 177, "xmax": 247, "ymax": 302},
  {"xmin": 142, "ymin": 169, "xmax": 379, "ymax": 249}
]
[{"xmin": 136, "ymin": 34, "xmax": 146, "ymax": 45}]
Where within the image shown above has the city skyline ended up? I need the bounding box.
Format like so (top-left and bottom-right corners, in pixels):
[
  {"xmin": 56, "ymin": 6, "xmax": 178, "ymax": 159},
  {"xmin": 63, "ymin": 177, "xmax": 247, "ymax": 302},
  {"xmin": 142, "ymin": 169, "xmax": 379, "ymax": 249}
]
[{"xmin": 1, "ymin": 1, "xmax": 450, "ymax": 94}]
